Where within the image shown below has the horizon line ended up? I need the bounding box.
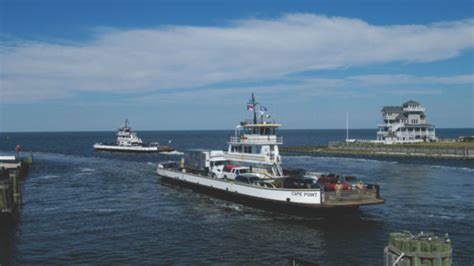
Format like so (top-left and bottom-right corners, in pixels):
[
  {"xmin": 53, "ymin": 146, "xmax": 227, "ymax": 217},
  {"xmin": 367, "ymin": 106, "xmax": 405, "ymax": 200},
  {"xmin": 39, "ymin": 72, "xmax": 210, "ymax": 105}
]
[{"xmin": 1, "ymin": 127, "xmax": 472, "ymax": 134}]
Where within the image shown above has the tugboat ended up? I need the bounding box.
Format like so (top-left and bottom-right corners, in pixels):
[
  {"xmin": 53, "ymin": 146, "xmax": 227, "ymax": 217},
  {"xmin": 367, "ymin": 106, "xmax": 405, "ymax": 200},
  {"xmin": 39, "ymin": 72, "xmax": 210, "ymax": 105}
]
[
  {"xmin": 156, "ymin": 94, "xmax": 384, "ymax": 214},
  {"xmin": 94, "ymin": 119, "xmax": 174, "ymax": 153}
]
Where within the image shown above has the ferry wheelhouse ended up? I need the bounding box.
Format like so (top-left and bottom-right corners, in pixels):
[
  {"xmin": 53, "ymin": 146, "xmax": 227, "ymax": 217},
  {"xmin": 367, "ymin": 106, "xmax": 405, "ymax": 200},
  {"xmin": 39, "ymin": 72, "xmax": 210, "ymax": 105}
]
[{"xmin": 226, "ymin": 123, "xmax": 283, "ymax": 178}]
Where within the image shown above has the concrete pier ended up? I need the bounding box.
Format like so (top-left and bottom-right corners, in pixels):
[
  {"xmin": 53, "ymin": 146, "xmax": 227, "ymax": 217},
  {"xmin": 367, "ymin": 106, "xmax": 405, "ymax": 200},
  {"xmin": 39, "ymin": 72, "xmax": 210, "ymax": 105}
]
[{"xmin": 281, "ymin": 142, "xmax": 474, "ymax": 160}]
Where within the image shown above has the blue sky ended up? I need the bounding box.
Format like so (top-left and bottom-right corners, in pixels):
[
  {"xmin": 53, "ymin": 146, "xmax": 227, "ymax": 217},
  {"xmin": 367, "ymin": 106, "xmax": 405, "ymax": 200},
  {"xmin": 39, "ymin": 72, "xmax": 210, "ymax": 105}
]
[{"xmin": 0, "ymin": 0, "xmax": 473, "ymax": 131}]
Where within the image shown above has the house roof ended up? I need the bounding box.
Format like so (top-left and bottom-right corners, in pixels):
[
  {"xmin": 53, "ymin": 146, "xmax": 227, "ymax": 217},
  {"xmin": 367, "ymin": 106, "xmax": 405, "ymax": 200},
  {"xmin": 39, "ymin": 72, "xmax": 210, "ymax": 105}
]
[
  {"xmin": 403, "ymin": 100, "xmax": 420, "ymax": 106},
  {"xmin": 395, "ymin": 113, "xmax": 407, "ymax": 120},
  {"xmin": 382, "ymin": 106, "xmax": 403, "ymax": 113}
]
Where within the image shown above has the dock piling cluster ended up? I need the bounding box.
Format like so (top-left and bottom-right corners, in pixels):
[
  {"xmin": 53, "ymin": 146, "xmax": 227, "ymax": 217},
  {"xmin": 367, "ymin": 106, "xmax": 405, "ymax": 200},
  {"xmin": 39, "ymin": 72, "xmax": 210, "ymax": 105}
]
[
  {"xmin": 0, "ymin": 151, "xmax": 32, "ymax": 218},
  {"xmin": 384, "ymin": 232, "xmax": 452, "ymax": 266}
]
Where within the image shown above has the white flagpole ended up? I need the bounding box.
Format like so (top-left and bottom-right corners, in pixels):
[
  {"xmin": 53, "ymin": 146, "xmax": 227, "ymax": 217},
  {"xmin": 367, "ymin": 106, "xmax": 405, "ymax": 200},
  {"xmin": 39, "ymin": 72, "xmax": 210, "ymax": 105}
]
[{"xmin": 346, "ymin": 112, "xmax": 349, "ymax": 142}]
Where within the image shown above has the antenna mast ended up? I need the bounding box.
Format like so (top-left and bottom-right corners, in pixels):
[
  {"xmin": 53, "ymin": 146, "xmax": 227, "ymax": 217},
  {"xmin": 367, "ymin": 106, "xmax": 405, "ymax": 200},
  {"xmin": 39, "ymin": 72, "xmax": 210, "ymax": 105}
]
[{"xmin": 252, "ymin": 93, "xmax": 257, "ymax": 125}]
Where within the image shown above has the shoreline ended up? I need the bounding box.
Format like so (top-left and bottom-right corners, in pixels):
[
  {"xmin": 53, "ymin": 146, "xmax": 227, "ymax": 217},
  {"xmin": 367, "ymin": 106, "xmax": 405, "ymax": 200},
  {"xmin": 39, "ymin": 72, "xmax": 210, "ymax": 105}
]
[{"xmin": 281, "ymin": 142, "xmax": 474, "ymax": 160}]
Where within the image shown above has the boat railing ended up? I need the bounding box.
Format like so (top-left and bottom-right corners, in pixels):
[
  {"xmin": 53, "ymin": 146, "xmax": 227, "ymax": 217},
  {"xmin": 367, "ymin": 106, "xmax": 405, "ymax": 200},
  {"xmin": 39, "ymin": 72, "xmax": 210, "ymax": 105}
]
[
  {"xmin": 229, "ymin": 136, "xmax": 283, "ymax": 144},
  {"xmin": 225, "ymin": 153, "xmax": 268, "ymax": 162},
  {"xmin": 322, "ymin": 184, "xmax": 380, "ymax": 204}
]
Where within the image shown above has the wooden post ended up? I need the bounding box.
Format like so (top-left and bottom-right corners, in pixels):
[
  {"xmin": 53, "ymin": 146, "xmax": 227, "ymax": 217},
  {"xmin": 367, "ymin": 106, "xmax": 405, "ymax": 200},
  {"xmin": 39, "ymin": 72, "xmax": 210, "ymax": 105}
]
[
  {"xmin": 9, "ymin": 169, "xmax": 21, "ymax": 207},
  {"xmin": 0, "ymin": 180, "xmax": 12, "ymax": 213},
  {"xmin": 27, "ymin": 151, "xmax": 33, "ymax": 165}
]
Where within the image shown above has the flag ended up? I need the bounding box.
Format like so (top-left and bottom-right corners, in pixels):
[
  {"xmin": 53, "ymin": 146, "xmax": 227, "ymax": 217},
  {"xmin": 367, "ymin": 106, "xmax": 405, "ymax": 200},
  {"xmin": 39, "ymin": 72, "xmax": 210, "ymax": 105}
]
[{"xmin": 247, "ymin": 104, "xmax": 254, "ymax": 111}]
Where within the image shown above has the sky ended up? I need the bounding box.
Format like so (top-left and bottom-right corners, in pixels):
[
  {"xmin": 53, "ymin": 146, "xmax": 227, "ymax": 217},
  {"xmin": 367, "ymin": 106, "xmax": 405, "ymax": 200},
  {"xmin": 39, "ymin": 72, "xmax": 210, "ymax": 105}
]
[{"xmin": 0, "ymin": 0, "xmax": 473, "ymax": 132}]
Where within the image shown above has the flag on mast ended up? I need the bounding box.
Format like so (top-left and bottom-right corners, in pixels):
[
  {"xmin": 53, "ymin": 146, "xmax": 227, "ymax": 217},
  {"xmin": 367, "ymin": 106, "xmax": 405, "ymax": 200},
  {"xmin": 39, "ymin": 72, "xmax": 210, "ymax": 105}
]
[{"xmin": 247, "ymin": 104, "xmax": 254, "ymax": 111}]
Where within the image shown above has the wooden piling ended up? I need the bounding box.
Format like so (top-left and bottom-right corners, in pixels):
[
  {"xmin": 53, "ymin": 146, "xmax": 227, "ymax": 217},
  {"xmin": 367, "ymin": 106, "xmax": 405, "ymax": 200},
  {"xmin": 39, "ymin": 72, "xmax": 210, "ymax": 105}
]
[
  {"xmin": 9, "ymin": 170, "xmax": 21, "ymax": 207},
  {"xmin": 384, "ymin": 232, "xmax": 452, "ymax": 266},
  {"xmin": 0, "ymin": 179, "xmax": 13, "ymax": 214},
  {"xmin": 0, "ymin": 152, "xmax": 32, "ymax": 219}
]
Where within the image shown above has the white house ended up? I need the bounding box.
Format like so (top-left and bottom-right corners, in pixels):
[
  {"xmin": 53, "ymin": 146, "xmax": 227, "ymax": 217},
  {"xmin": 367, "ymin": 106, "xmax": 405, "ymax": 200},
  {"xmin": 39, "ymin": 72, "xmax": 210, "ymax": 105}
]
[{"xmin": 376, "ymin": 100, "xmax": 437, "ymax": 144}]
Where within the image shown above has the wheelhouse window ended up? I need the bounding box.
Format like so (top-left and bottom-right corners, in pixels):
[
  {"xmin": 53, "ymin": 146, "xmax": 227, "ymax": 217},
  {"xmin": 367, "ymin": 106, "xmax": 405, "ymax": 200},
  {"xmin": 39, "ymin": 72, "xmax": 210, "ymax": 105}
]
[
  {"xmin": 244, "ymin": 146, "xmax": 252, "ymax": 153},
  {"xmin": 231, "ymin": 146, "xmax": 242, "ymax": 153},
  {"xmin": 243, "ymin": 126, "xmax": 276, "ymax": 135}
]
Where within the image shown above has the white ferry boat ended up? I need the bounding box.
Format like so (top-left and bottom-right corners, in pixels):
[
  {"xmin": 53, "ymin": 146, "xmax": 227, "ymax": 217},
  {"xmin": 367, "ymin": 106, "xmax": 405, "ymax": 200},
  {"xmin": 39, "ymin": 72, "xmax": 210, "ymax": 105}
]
[
  {"xmin": 94, "ymin": 119, "xmax": 174, "ymax": 153},
  {"xmin": 156, "ymin": 95, "xmax": 384, "ymax": 214}
]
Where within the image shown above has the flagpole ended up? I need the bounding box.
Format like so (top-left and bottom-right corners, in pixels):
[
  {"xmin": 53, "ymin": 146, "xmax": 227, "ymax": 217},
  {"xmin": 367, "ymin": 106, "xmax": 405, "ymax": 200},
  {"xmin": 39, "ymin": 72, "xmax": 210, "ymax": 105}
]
[
  {"xmin": 252, "ymin": 93, "xmax": 257, "ymax": 125},
  {"xmin": 346, "ymin": 112, "xmax": 349, "ymax": 142}
]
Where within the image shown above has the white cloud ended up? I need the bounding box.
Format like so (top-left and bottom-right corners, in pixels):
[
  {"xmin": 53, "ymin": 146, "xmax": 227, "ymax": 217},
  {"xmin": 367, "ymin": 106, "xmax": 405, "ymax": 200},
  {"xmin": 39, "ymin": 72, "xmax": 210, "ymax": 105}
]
[
  {"xmin": 1, "ymin": 14, "xmax": 473, "ymax": 102},
  {"xmin": 349, "ymin": 74, "xmax": 474, "ymax": 85},
  {"xmin": 133, "ymin": 74, "xmax": 466, "ymax": 105}
]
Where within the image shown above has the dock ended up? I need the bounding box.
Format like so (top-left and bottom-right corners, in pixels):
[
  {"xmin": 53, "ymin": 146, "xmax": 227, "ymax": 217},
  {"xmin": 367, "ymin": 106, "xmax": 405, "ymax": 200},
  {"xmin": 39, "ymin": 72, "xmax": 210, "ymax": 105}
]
[
  {"xmin": 0, "ymin": 152, "xmax": 33, "ymax": 218},
  {"xmin": 281, "ymin": 141, "xmax": 474, "ymax": 160}
]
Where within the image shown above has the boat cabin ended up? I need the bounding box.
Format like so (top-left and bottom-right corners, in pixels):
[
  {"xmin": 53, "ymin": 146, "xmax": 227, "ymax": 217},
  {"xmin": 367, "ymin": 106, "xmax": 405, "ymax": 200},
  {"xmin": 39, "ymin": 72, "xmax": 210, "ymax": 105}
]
[
  {"xmin": 226, "ymin": 122, "xmax": 284, "ymax": 177},
  {"xmin": 116, "ymin": 119, "xmax": 144, "ymax": 147}
]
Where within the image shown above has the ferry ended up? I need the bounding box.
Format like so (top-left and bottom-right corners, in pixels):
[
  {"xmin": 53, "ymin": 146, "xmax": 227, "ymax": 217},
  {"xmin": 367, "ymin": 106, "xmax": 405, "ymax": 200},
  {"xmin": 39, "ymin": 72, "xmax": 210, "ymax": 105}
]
[
  {"xmin": 94, "ymin": 119, "xmax": 174, "ymax": 153},
  {"xmin": 156, "ymin": 95, "xmax": 384, "ymax": 214}
]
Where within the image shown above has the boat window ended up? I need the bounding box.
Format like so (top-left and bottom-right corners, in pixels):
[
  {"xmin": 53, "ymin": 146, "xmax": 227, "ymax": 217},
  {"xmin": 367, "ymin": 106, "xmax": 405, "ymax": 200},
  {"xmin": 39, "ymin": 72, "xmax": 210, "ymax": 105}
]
[{"xmin": 232, "ymin": 146, "xmax": 242, "ymax": 153}]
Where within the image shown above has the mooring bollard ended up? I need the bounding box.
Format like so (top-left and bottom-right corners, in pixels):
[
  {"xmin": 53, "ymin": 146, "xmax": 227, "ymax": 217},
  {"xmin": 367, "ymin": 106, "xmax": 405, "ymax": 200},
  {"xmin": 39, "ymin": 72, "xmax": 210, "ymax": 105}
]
[{"xmin": 384, "ymin": 231, "xmax": 452, "ymax": 266}]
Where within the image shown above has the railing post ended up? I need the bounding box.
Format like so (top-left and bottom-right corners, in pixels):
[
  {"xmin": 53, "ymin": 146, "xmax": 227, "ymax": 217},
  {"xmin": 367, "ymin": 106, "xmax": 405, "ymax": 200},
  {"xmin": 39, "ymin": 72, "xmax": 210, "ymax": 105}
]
[{"xmin": 9, "ymin": 169, "xmax": 21, "ymax": 207}]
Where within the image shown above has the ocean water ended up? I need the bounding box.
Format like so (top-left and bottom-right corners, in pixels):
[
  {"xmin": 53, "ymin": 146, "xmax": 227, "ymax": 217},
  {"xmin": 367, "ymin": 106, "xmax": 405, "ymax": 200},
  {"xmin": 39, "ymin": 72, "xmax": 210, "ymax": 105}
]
[{"xmin": 0, "ymin": 129, "xmax": 473, "ymax": 265}]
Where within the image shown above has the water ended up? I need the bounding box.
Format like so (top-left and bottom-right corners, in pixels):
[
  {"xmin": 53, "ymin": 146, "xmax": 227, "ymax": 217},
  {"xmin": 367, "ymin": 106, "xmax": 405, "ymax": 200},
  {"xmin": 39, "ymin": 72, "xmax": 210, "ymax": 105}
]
[{"xmin": 1, "ymin": 129, "xmax": 473, "ymax": 265}]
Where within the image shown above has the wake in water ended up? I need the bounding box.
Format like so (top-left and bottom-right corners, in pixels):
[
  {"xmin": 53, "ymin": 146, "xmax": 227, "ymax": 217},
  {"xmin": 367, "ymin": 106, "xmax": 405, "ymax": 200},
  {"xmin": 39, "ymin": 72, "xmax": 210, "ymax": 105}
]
[
  {"xmin": 159, "ymin": 150, "xmax": 184, "ymax": 155},
  {"xmin": 79, "ymin": 167, "xmax": 96, "ymax": 172},
  {"xmin": 32, "ymin": 151, "xmax": 112, "ymax": 165},
  {"xmin": 429, "ymin": 164, "xmax": 474, "ymax": 173},
  {"xmin": 36, "ymin": 175, "xmax": 60, "ymax": 180}
]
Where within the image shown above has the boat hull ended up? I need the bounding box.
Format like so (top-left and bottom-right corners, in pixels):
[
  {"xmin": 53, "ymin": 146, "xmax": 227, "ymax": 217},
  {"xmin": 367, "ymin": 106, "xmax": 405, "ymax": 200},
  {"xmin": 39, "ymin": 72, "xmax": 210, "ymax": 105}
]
[
  {"xmin": 94, "ymin": 144, "xmax": 159, "ymax": 152},
  {"xmin": 157, "ymin": 168, "xmax": 384, "ymax": 215}
]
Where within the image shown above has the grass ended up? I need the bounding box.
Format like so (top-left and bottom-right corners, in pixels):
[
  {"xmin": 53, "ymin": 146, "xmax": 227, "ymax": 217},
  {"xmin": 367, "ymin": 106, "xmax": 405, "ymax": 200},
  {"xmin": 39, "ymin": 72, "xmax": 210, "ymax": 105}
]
[
  {"xmin": 279, "ymin": 140, "xmax": 474, "ymax": 160},
  {"xmin": 339, "ymin": 141, "xmax": 474, "ymax": 149}
]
